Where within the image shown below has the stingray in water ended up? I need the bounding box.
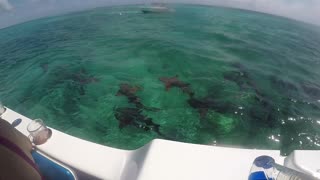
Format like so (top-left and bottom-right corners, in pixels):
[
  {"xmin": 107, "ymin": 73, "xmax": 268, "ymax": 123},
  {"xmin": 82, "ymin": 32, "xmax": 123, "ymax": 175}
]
[
  {"xmin": 116, "ymin": 83, "xmax": 159, "ymax": 111},
  {"xmin": 159, "ymin": 75, "xmax": 194, "ymax": 97},
  {"xmin": 114, "ymin": 107, "xmax": 164, "ymax": 136}
]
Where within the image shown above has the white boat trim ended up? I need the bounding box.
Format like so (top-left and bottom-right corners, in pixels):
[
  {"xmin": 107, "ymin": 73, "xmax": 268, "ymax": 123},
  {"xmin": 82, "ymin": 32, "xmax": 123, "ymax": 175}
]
[{"xmin": 1, "ymin": 107, "xmax": 320, "ymax": 180}]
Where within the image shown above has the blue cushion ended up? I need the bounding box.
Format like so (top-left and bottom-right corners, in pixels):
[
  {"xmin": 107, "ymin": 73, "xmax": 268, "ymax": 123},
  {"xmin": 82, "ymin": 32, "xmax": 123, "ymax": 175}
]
[
  {"xmin": 248, "ymin": 171, "xmax": 272, "ymax": 180},
  {"xmin": 32, "ymin": 151, "xmax": 76, "ymax": 180}
]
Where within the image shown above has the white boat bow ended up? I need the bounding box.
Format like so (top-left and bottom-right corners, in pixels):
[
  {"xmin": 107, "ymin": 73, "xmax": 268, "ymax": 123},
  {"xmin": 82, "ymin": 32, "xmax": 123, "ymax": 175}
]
[{"xmin": 1, "ymin": 107, "xmax": 320, "ymax": 180}]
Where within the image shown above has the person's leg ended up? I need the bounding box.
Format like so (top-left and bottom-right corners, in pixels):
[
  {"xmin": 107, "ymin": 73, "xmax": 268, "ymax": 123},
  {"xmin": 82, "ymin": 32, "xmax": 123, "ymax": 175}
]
[
  {"xmin": 0, "ymin": 118, "xmax": 41, "ymax": 180},
  {"xmin": 0, "ymin": 119, "xmax": 33, "ymax": 160}
]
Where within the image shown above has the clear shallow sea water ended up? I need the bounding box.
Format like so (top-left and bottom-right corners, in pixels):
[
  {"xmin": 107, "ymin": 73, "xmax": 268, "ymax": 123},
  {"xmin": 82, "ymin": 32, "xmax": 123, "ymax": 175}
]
[{"xmin": 1, "ymin": 4, "xmax": 320, "ymax": 155}]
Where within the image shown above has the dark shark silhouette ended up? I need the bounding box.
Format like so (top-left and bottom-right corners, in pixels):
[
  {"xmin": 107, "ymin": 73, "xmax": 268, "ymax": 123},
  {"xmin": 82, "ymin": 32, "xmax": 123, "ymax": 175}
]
[
  {"xmin": 40, "ymin": 63, "xmax": 49, "ymax": 73},
  {"xmin": 114, "ymin": 107, "xmax": 164, "ymax": 136},
  {"xmin": 159, "ymin": 75, "xmax": 194, "ymax": 97},
  {"xmin": 116, "ymin": 83, "xmax": 141, "ymax": 96},
  {"xmin": 187, "ymin": 96, "xmax": 231, "ymax": 119},
  {"xmin": 71, "ymin": 68, "xmax": 99, "ymax": 85},
  {"xmin": 223, "ymin": 62, "xmax": 267, "ymax": 101},
  {"xmin": 224, "ymin": 63, "xmax": 280, "ymax": 128},
  {"xmin": 70, "ymin": 69, "xmax": 99, "ymax": 96},
  {"xmin": 301, "ymin": 82, "xmax": 320, "ymax": 100},
  {"xmin": 116, "ymin": 83, "xmax": 159, "ymax": 111},
  {"xmin": 223, "ymin": 63, "xmax": 252, "ymax": 90}
]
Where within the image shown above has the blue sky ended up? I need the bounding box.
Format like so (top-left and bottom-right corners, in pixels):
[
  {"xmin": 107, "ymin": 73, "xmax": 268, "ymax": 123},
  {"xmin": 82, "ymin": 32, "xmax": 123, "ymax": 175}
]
[{"xmin": 0, "ymin": 0, "xmax": 319, "ymax": 28}]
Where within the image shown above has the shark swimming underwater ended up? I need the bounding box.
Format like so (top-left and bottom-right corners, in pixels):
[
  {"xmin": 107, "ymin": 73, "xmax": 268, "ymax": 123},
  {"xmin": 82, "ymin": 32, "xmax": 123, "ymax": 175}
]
[
  {"xmin": 116, "ymin": 83, "xmax": 159, "ymax": 111},
  {"xmin": 187, "ymin": 96, "xmax": 232, "ymax": 119},
  {"xmin": 159, "ymin": 75, "xmax": 194, "ymax": 97},
  {"xmin": 114, "ymin": 107, "xmax": 164, "ymax": 136}
]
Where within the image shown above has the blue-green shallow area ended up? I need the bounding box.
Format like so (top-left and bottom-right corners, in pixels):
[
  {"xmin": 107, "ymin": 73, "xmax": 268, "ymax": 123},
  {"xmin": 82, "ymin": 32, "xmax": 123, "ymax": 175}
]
[{"xmin": 1, "ymin": 4, "xmax": 320, "ymax": 155}]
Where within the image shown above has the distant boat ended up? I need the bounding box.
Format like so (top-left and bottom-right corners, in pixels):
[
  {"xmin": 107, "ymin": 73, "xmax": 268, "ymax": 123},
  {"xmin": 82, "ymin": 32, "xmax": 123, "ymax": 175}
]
[{"xmin": 141, "ymin": 3, "xmax": 173, "ymax": 13}]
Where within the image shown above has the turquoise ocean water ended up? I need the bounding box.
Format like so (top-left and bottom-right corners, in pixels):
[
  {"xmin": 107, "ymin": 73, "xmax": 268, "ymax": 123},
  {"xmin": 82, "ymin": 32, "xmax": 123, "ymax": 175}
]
[{"xmin": 1, "ymin": 4, "xmax": 320, "ymax": 155}]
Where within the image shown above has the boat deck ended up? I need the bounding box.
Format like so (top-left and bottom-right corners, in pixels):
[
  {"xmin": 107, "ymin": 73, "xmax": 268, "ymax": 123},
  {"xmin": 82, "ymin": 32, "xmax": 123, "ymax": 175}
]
[{"xmin": 2, "ymin": 107, "xmax": 319, "ymax": 180}]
